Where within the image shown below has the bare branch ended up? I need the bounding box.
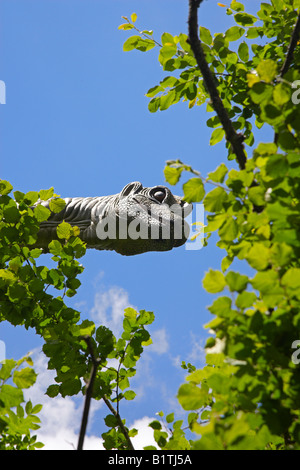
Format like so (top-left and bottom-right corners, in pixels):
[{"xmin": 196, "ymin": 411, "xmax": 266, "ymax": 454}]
[
  {"xmin": 187, "ymin": 0, "xmax": 247, "ymax": 170},
  {"xmin": 280, "ymin": 11, "xmax": 300, "ymax": 77}
]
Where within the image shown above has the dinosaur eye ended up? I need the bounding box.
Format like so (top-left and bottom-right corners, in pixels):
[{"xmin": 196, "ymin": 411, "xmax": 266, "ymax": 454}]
[{"xmin": 152, "ymin": 189, "xmax": 166, "ymax": 203}]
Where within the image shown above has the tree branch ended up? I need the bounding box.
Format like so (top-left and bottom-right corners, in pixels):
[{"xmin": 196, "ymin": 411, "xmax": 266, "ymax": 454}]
[
  {"xmin": 274, "ymin": 11, "xmax": 300, "ymax": 144},
  {"xmin": 77, "ymin": 336, "xmax": 101, "ymax": 450},
  {"xmin": 187, "ymin": 0, "xmax": 247, "ymax": 170},
  {"xmin": 77, "ymin": 335, "xmax": 134, "ymax": 451},
  {"xmin": 280, "ymin": 11, "xmax": 300, "ymax": 77},
  {"xmin": 102, "ymin": 395, "xmax": 135, "ymax": 450}
]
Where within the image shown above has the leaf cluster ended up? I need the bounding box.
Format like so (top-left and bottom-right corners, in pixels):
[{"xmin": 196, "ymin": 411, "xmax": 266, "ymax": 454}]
[
  {"xmin": 120, "ymin": 0, "xmax": 300, "ymax": 449},
  {"xmin": 0, "ymin": 181, "xmax": 155, "ymax": 449},
  {"xmin": 0, "ymin": 356, "xmax": 44, "ymax": 449}
]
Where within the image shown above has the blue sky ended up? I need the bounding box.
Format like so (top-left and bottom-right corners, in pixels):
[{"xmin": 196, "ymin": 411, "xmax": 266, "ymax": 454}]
[{"xmin": 1, "ymin": 0, "xmax": 268, "ymax": 449}]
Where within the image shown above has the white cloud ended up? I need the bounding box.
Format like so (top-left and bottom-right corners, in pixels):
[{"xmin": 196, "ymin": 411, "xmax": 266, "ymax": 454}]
[
  {"xmin": 186, "ymin": 332, "xmax": 206, "ymax": 366},
  {"xmin": 130, "ymin": 417, "xmax": 157, "ymax": 450},
  {"xmin": 90, "ymin": 286, "xmax": 136, "ymax": 338},
  {"xmin": 150, "ymin": 329, "xmax": 169, "ymax": 355}
]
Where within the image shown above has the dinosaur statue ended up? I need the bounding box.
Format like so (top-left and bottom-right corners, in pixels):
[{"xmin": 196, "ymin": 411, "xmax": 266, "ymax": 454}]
[{"xmin": 35, "ymin": 182, "xmax": 192, "ymax": 256}]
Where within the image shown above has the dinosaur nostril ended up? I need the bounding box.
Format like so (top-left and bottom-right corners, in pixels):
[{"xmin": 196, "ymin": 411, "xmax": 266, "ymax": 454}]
[{"xmin": 152, "ymin": 190, "xmax": 166, "ymax": 203}]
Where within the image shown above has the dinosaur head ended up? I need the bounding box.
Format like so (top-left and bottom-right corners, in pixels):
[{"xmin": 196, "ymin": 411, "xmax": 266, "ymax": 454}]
[{"xmin": 95, "ymin": 182, "xmax": 193, "ymax": 256}]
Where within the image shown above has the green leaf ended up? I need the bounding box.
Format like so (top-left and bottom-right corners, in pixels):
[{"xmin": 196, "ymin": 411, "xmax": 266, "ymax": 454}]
[
  {"xmin": 246, "ymin": 244, "xmax": 270, "ymax": 270},
  {"xmin": 57, "ymin": 221, "xmax": 72, "ymax": 240},
  {"xmin": 0, "ymin": 180, "xmax": 13, "ymax": 195},
  {"xmin": 159, "ymin": 90, "xmax": 176, "ymax": 110},
  {"xmin": 96, "ymin": 326, "xmax": 115, "ymax": 357},
  {"xmin": 146, "ymin": 85, "xmax": 164, "ymax": 98},
  {"xmin": 104, "ymin": 414, "xmax": 119, "ymax": 428},
  {"xmin": 149, "ymin": 420, "xmax": 161, "ymax": 430},
  {"xmin": 210, "ymin": 128, "xmax": 225, "ymax": 146},
  {"xmin": 166, "ymin": 412, "xmax": 175, "ymax": 423},
  {"xmin": 148, "ymin": 97, "xmax": 160, "ymax": 113},
  {"xmin": 0, "ymin": 269, "xmax": 17, "ymax": 285},
  {"xmin": 253, "ymin": 142, "xmax": 277, "ymax": 157},
  {"xmin": 31, "ymin": 403, "xmax": 43, "ymax": 414},
  {"xmin": 249, "ymin": 82, "xmax": 273, "ymax": 104},
  {"xmin": 39, "ymin": 188, "xmax": 54, "ymax": 201},
  {"xmin": 118, "ymin": 23, "xmax": 134, "ymax": 31},
  {"xmin": 230, "ymin": 1, "xmax": 244, "ymax": 11},
  {"xmin": 123, "ymin": 35, "xmax": 141, "ymax": 51},
  {"xmin": 29, "ymin": 248, "xmax": 42, "ymax": 258},
  {"xmin": 281, "ymin": 268, "xmax": 300, "ymax": 293},
  {"xmin": 218, "ymin": 217, "xmax": 238, "ymax": 241},
  {"xmin": 234, "ymin": 12, "xmax": 257, "ymax": 26},
  {"xmin": 245, "ymin": 26, "xmax": 262, "ymax": 39},
  {"xmin": 270, "ymin": 243, "xmax": 293, "ymax": 267},
  {"xmin": 204, "ymin": 187, "xmax": 228, "ymax": 212},
  {"xmin": 238, "ymin": 42, "xmax": 249, "ymax": 62},
  {"xmin": 0, "ymin": 384, "xmax": 23, "ymax": 407},
  {"xmin": 124, "ymin": 390, "xmax": 136, "ymax": 400},
  {"xmin": 13, "ymin": 190, "xmax": 25, "ymax": 202},
  {"xmin": 131, "ymin": 12, "xmax": 137, "ymax": 23},
  {"xmin": 256, "ymin": 59, "xmax": 278, "ymax": 83},
  {"xmin": 48, "ymin": 240, "xmax": 63, "ymax": 255},
  {"xmin": 159, "ymin": 44, "xmax": 177, "ymax": 63},
  {"xmin": 0, "ymin": 359, "xmax": 16, "ymax": 381},
  {"xmin": 137, "ymin": 309, "xmax": 155, "ymax": 326},
  {"xmin": 177, "ymin": 383, "xmax": 208, "ymax": 410},
  {"xmin": 183, "ymin": 178, "xmax": 205, "ymax": 203},
  {"xmin": 24, "ymin": 191, "xmax": 39, "ymax": 205},
  {"xmin": 3, "ymin": 205, "xmax": 20, "ymax": 223},
  {"xmin": 203, "ymin": 269, "xmax": 226, "ymax": 293},
  {"xmin": 225, "ymin": 271, "xmax": 248, "ymax": 293},
  {"xmin": 225, "ymin": 26, "xmax": 245, "ymax": 41},
  {"xmin": 49, "ymin": 198, "xmax": 66, "ymax": 213},
  {"xmin": 135, "ymin": 38, "xmax": 156, "ymax": 52},
  {"xmin": 235, "ymin": 291, "xmax": 257, "ymax": 309},
  {"xmin": 71, "ymin": 320, "xmax": 95, "ymax": 337},
  {"xmin": 200, "ymin": 26, "xmax": 212, "ymax": 45},
  {"xmin": 164, "ymin": 166, "xmax": 183, "ymax": 185},
  {"xmin": 25, "ymin": 400, "xmax": 33, "ymax": 414},
  {"xmin": 60, "ymin": 378, "xmax": 82, "ymax": 397},
  {"xmin": 251, "ymin": 270, "xmax": 280, "ymax": 294},
  {"xmin": 248, "ymin": 186, "xmax": 265, "ymax": 206},
  {"xmin": 46, "ymin": 384, "xmax": 60, "ymax": 398},
  {"xmin": 273, "ymin": 83, "xmax": 291, "ymax": 105},
  {"xmin": 161, "ymin": 32, "xmax": 176, "ymax": 46},
  {"xmin": 13, "ymin": 368, "xmax": 37, "ymax": 389},
  {"xmin": 208, "ymin": 163, "xmax": 228, "ymax": 183},
  {"xmin": 34, "ymin": 204, "xmax": 51, "ymax": 223},
  {"xmin": 208, "ymin": 296, "xmax": 232, "ymax": 317}
]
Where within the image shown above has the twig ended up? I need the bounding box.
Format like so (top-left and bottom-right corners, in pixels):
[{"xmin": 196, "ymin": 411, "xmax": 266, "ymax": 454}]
[
  {"xmin": 274, "ymin": 11, "xmax": 300, "ymax": 143},
  {"xmin": 187, "ymin": 0, "xmax": 247, "ymax": 170},
  {"xmin": 77, "ymin": 336, "xmax": 134, "ymax": 451},
  {"xmin": 102, "ymin": 395, "xmax": 135, "ymax": 450},
  {"xmin": 280, "ymin": 12, "xmax": 300, "ymax": 77},
  {"xmin": 122, "ymin": 16, "xmax": 162, "ymax": 47},
  {"xmin": 77, "ymin": 336, "xmax": 101, "ymax": 450}
]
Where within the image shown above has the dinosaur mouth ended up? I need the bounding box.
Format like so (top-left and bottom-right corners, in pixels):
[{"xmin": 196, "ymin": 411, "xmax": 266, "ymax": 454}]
[{"xmin": 95, "ymin": 196, "xmax": 193, "ymax": 254}]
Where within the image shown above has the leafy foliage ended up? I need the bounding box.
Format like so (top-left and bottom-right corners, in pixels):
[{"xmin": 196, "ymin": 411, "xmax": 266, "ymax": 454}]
[
  {"xmin": 0, "ymin": 356, "xmax": 44, "ymax": 449},
  {"xmin": 0, "ymin": 183, "xmax": 154, "ymax": 449},
  {"xmin": 2, "ymin": 0, "xmax": 300, "ymax": 451},
  {"xmin": 120, "ymin": 0, "xmax": 300, "ymax": 449}
]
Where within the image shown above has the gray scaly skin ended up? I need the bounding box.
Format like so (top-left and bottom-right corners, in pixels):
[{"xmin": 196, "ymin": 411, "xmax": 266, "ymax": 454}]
[{"xmin": 35, "ymin": 182, "xmax": 192, "ymax": 256}]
